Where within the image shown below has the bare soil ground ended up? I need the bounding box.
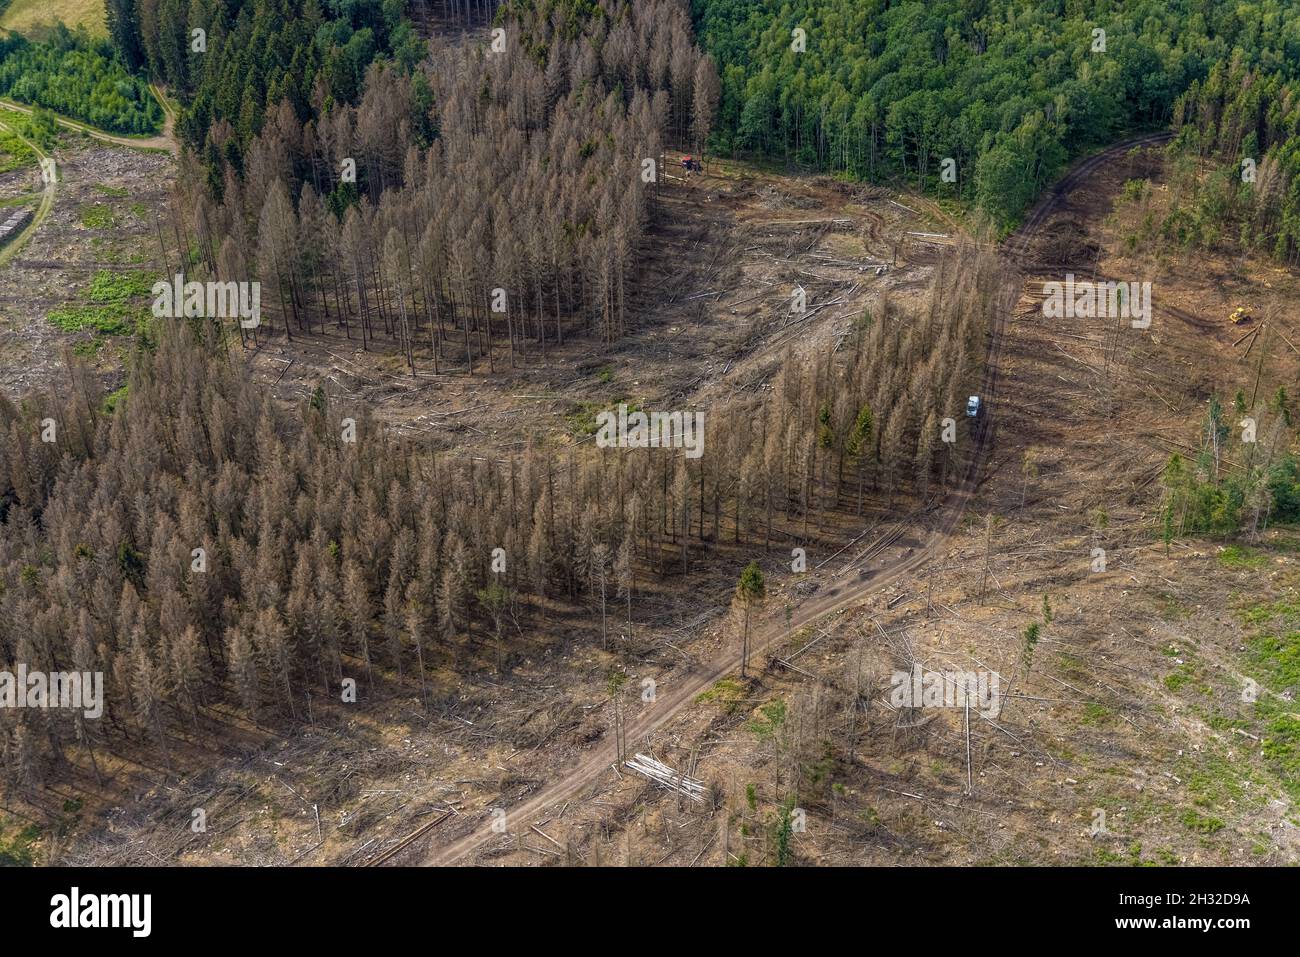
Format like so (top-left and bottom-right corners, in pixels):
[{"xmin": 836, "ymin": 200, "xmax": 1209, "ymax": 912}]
[
  {"xmin": 244, "ymin": 151, "xmax": 950, "ymax": 459},
  {"xmin": 442, "ymin": 141, "xmax": 1300, "ymax": 868},
  {"xmin": 0, "ymin": 130, "xmax": 170, "ymax": 397},
  {"xmin": 26, "ymin": 134, "xmax": 1295, "ymax": 870},
  {"xmin": 35, "ymin": 156, "xmax": 967, "ymax": 867}
]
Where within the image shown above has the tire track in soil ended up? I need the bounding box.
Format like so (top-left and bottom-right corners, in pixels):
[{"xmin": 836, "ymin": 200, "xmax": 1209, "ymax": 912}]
[
  {"xmin": 0, "ymin": 117, "xmax": 54, "ymax": 268},
  {"xmin": 0, "ymin": 98, "xmax": 176, "ymax": 154}
]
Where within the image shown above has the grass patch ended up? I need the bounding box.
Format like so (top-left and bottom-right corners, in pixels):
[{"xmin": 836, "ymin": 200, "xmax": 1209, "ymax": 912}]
[
  {"xmin": 87, "ymin": 269, "xmax": 156, "ymax": 304},
  {"xmin": 102, "ymin": 384, "xmax": 127, "ymax": 414},
  {"xmin": 1244, "ymin": 633, "xmax": 1300, "ymax": 693},
  {"xmin": 1092, "ymin": 845, "xmax": 1132, "ymax": 866},
  {"xmin": 1261, "ymin": 712, "xmax": 1300, "ymax": 800},
  {"xmin": 0, "ymin": 820, "xmax": 40, "ymax": 866},
  {"xmin": 1080, "ymin": 702, "xmax": 1111, "ymax": 726},
  {"xmin": 90, "ymin": 237, "xmax": 148, "ymax": 265},
  {"xmin": 1240, "ymin": 592, "xmax": 1300, "ymax": 627},
  {"xmin": 79, "ymin": 203, "xmax": 115, "ymax": 229},
  {"xmin": 0, "ymin": 0, "xmax": 107, "ymax": 38},
  {"xmin": 46, "ymin": 269, "xmax": 157, "ymax": 337},
  {"xmin": 0, "ymin": 108, "xmax": 57, "ymax": 151},
  {"xmin": 565, "ymin": 399, "xmax": 643, "ymax": 437},
  {"xmin": 46, "ymin": 303, "xmax": 135, "ymax": 336},
  {"xmin": 0, "ymin": 125, "xmax": 36, "ymax": 173},
  {"xmin": 1056, "ymin": 649, "xmax": 1088, "ymax": 682},
  {"xmin": 1163, "ymin": 663, "xmax": 1194, "ymax": 692},
  {"xmin": 92, "ymin": 183, "xmax": 128, "ymax": 197},
  {"xmin": 1153, "ymin": 845, "xmax": 1180, "ymax": 865},
  {"xmin": 1206, "ymin": 711, "xmax": 1250, "ymax": 733},
  {"xmin": 0, "ymin": 191, "xmax": 38, "ymax": 208},
  {"xmin": 1218, "ymin": 545, "xmax": 1269, "ymax": 569},
  {"xmin": 745, "ymin": 698, "xmax": 787, "ymax": 740},
  {"xmin": 565, "ymin": 400, "xmax": 603, "ymax": 436},
  {"xmin": 1180, "ymin": 808, "xmax": 1225, "ymax": 834},
  {"xmin": 1182, "ymin": 749, "xmax": 1262, "ymax": 811},
  {"xmin": 696, "ymin": 677, "xmax": 747, "ymax": 714}
]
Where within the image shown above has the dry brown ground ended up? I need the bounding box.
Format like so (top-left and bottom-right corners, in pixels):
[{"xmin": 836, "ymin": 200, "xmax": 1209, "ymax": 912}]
[
  {"xmin": 0, "ymin": 131, "xmax": 171, "ymax": 397},
  {"xmin": 23, "ymin": 154, "xmax": 962, "ymax": 866},
  {"xmin": 453, "ymin": 142, "xmax": 1300, "ymax": 869},
  {"xmin": 28, "ymin": 138, "xmax": 1298, "ymax": 870},
  {"xmin": 240, "ymin": 150, "xmax": 950, "ymax": 458}
]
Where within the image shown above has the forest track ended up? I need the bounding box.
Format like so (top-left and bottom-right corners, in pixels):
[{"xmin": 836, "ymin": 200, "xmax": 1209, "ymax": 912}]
[
  {"xmin": 0, "ymin": 116, "xmax": 54, "ymax": 268},
  {"xmin": 363, "ymin": 809, "xmax": 454, "ymax": 866},
  {"xmin": 148, "ymin": 83, "xmax": 179, "ymax": 145},
  {"xmin": 1006, "ymin": 131, "xmax": 1173, "ymax": 259},
  {"xmin": 0, "ymin": 98, "xmax": 176, "ymax": 154},
  {"xmin": 390, "ymin": 131, "xmax": 1161, "ymax": 868}
]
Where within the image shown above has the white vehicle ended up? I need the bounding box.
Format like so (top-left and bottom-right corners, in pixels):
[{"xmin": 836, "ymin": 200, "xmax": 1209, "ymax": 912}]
[{"xmin": 966, "ymin": 395, "xmax": 981, "ymax": 418}]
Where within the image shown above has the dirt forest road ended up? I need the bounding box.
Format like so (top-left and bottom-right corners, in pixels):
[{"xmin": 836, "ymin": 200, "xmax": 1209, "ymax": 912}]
[
  {"xmin": 0, "ymin": 88, "xmax": 176, "ymax": 272},
  {"xmin": 0, "ymin": 98, "xmax": 177, "ymax": 154},
  {"xmin": 0, "ymin": 116, "xmax": 54, "ymax": 267},
  {"xmin": 1005, "ymin": 130, "xmax": 1173, "ymax": 258},
  {"xmin": 148, "ymin": 84, "xmax": 180, "ymax": 145},
  {"xmin": 403, "ymin": 131, "xmax": 1168, "ymax": 868}
]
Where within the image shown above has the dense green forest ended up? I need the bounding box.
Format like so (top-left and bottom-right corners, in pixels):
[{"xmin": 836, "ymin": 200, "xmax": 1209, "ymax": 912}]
[
  {"xmin": 0, "ymin": 24, "xmax": 162, "ymax": 135},
  {"xmin": 689, "ymin": 0, "xmax": 1300, "ymax": 227}
]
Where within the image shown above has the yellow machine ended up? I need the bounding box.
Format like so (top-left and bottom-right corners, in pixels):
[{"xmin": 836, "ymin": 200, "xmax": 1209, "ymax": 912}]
[{"xmin": 1229, "ymin": 306, "xmax": 1253, "ymax": 325}]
